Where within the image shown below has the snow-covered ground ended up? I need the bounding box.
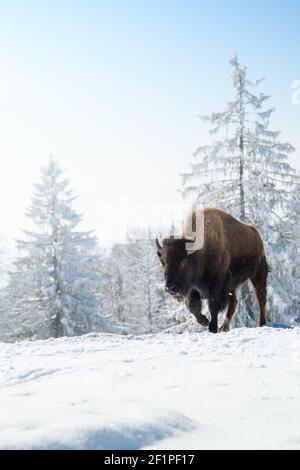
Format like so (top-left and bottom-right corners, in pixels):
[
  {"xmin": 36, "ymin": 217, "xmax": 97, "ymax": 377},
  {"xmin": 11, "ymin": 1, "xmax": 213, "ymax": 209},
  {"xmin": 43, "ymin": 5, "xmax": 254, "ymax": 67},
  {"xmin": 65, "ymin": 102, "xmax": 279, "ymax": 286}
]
[{"xmin": 1, "ymin": 327, "xmax": 300, "ymax": 450}]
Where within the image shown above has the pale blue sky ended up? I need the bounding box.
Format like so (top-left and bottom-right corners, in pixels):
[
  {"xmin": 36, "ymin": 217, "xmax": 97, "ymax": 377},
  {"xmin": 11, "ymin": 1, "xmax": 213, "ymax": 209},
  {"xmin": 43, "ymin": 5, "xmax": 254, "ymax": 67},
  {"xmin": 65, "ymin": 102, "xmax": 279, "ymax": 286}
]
[{"xmin": 0, "ymin": 0, "xmax": 299, "ymax": 243}]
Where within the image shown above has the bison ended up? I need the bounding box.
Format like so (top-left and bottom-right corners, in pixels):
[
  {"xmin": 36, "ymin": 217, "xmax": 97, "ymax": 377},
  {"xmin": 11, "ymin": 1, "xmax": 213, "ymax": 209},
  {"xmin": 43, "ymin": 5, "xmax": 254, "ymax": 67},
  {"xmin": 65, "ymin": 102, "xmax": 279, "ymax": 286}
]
[{"xmin": 156, "ymin": 208, "xmax": 270, "ymax": 333}]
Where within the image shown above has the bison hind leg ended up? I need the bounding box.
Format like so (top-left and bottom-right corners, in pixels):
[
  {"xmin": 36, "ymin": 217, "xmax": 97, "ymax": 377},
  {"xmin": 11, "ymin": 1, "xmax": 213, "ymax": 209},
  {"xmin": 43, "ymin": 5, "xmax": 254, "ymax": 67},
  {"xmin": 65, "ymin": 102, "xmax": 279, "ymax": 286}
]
[{"xmin": 251, "ymin": 256, "xmax": 269, "ymax": 327}]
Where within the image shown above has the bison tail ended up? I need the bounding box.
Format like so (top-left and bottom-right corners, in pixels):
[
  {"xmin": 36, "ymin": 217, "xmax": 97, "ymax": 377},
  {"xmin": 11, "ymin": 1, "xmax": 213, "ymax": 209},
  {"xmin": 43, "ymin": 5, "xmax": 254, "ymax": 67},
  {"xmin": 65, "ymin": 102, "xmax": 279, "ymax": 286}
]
[{"xmin": 262, "ymin": 255, "xmax": 272, "ymax": 274}]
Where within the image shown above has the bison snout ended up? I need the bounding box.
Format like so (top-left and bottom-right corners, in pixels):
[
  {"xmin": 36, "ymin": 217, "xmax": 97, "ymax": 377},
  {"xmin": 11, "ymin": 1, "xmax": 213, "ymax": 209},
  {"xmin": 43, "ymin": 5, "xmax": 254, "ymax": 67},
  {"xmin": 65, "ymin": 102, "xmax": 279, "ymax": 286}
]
[{"xmin": 165, "ymin": 284, "xmax": 178, "ymax": 294}]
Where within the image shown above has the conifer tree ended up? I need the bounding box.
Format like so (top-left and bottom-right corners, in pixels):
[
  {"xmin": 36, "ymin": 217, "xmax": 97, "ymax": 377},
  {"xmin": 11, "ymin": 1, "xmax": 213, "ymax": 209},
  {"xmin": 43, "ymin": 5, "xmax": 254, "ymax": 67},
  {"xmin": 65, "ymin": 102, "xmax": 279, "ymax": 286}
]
[
  {"xmin": 181, "ymin": 56, "xmax": 299, "ymax": 325},
  {"xmin": 5, "ymin": 158, "xmax": 106, "ymax": 339}
]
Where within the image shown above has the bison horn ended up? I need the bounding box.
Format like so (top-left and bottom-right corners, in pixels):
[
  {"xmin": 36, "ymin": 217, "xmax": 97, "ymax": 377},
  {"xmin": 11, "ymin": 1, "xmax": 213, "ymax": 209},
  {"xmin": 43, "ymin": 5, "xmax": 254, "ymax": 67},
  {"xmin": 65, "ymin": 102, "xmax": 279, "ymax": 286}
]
[{"xmin": 156, "ymin": 238, "xmax": 162, "ymax": 252}]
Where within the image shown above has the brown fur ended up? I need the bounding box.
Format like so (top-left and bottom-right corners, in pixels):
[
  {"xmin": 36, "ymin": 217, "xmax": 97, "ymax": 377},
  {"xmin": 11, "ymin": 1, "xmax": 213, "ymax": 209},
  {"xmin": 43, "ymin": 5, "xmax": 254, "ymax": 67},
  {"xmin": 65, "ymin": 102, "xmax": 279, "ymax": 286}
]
[{"xmin": 156, "ymin": 208, "xmax": 270, "ymax": 333}]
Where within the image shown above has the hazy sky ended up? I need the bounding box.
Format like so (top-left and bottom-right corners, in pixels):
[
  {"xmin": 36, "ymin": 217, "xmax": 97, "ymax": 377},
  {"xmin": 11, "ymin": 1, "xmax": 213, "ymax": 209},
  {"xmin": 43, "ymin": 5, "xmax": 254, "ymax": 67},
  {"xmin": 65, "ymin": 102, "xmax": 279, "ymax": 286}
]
[{"xmin": 0, "ymin": 0, "xmax": 299, "ymax": 245}]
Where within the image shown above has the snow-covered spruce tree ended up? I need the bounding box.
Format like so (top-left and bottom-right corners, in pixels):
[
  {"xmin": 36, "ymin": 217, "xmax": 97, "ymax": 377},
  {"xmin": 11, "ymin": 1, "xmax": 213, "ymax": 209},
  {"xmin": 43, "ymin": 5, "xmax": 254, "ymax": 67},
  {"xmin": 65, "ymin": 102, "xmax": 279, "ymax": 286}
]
[
  {"xmin": 100, "ymin": 233, "xmax": 177, "ymax": 334},
  {"xmin": 100, "ymin": 242, "xmax": 137, "ymax": 334},
  {"xmin": 0, "ymin": 236, "xmax": 11, "ymax": 341},
  {"xmin": 181, "ymin": 55, "xmax": 300, "ymax": 326},
  {"xmin": 0, "ymin": 234, "xmax": 7, "ymax": 288},
  {"xmin": 135, "ymin": 234, "xmax": 178, "ymax": 332},
  {"xmin": 6, "ymin": 158, "xmax": 106, "ymax": 339}
]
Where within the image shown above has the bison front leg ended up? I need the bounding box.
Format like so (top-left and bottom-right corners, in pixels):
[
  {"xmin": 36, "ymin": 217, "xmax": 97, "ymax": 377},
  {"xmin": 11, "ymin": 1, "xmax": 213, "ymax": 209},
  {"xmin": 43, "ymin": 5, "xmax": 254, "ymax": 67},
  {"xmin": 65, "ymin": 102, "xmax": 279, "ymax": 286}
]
[
  {"xmin": 185, "ymin": 290, "xmax": 209, "ymax": 327},
  {"xmin": 219, "ymin": 290, "xmax": 237, "ymax": 332},
  {"xmin": 208, "ymin": 253, "xmax": 231, "ymax": 333},
  {"xmin": 208, "ymin": 299, "xmax": 219, "ymax": 333},
  {"xmin": 209, "ymin": 291, "xmax": 232, "ymax": 333}
]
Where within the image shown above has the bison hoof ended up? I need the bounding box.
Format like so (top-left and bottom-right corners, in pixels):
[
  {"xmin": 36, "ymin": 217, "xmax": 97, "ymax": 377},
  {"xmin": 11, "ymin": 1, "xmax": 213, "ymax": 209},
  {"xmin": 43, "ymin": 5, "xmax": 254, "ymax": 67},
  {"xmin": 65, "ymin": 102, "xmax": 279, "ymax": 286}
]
[
  {"xmin": 219, "ymin": 319, "xmax": 230, "ymax": 333},
  {"xmin": 195, "ymin": 314, "xmax": 209, "ymax": 327},
  {"xmin": 209, "ymin": 322, "xmax": 218, "ymax": 333}
]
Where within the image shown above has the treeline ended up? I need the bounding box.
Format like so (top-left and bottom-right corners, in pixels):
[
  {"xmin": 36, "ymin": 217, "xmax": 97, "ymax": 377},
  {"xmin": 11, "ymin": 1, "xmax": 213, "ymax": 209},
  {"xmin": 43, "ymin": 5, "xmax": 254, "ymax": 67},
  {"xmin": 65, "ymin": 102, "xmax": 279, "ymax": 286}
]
[
  {"xmin": 0, "ymin": 159, "xmax": 192, "ymax": 342},
  {"xmin": 1, "ymin": 55, "xmax": 299, "ymax": 342}
]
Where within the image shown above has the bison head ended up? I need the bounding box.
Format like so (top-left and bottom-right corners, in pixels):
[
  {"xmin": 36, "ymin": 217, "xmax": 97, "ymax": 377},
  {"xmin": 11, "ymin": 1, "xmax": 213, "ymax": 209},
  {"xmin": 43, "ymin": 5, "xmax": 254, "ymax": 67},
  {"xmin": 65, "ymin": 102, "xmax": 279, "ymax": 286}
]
[{"xmin": 156, "ymin": 237, "xmax": 196, "ymax": 300}]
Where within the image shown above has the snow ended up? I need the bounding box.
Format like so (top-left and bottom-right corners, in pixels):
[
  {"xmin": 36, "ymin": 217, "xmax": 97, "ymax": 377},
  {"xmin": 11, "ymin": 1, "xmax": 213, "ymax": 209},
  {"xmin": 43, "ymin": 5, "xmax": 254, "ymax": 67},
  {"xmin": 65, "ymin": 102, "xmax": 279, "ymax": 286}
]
[{"xmin": 1, "ymin": 327, "xmax": 300, "ymax": 450}]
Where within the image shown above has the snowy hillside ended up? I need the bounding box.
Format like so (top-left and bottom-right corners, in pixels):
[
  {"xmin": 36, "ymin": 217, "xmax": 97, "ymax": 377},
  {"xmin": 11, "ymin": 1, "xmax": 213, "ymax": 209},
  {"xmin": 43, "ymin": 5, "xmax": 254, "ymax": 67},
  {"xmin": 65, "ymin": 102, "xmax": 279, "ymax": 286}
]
[{"xmin": 1, "ymin": 327, "xmax": 300, "ymax": 450}]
